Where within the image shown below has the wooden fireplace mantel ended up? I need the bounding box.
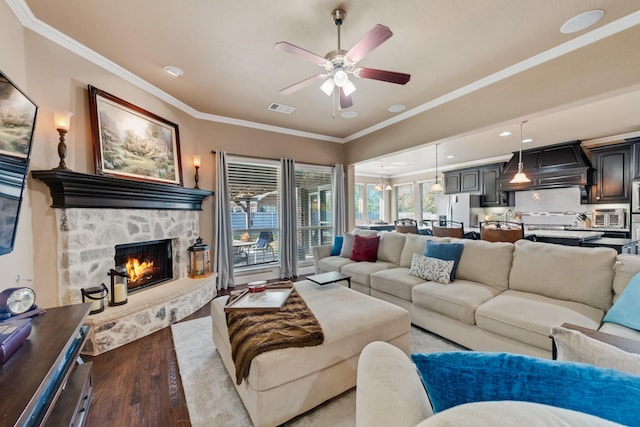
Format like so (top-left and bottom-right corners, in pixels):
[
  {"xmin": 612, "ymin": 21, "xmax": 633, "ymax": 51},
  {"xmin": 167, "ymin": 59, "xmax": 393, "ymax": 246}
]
[{"xmin": 31, "ymin": 169, "xmax": 213, "ymax": 210}]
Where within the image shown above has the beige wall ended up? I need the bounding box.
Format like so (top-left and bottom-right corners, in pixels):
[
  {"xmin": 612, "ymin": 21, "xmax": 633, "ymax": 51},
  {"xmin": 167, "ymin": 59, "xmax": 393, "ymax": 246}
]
[{"xmin": 0, "ymin": 4, "xmax": 344, "ymax": 307}]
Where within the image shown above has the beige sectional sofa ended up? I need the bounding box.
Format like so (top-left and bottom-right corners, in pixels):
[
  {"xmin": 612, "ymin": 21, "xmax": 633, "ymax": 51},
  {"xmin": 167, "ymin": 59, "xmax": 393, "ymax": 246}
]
[{"xmin": 313, "ymin": 230, "xmax": 640, "ymax": 358}]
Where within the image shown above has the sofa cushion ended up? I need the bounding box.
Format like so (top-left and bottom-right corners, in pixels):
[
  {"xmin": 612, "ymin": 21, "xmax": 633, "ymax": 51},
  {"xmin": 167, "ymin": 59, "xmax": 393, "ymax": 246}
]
[
  {"xmin": 424, "ymin": 240, "xmax": 464, "ymax": 282},
  {"xmin": 509, "ymin": 240, "xmax": 616, "ymax": 311},
  {"xmin": 412, "ymin": 280, "xmax": 502, "ymax": 325},
  {"xmin": 377, "ymin": 231, "xmax": 406, "ymax": 264},
  {"xmin": 371, "ymin": 267, "xmax": 426, "ymax": 301},
  {"xmin": 341, "ymin": 260, "xmax": 394, "ymax": 288},
  {"xmin": 399, "ymin": 234, "xmax": 450, "ymax": 268},
  {"xmin": 352, "ymin": 228, "xmax": 379, "ymax": 237},
  {"xmin": 330, "ymin": 235, "xmax": 343, "ymax": 256},
  {"xmin": 613, "ymin": 255, "xmax": 640, "ymax": 302},
  {"xmin": 418, "ymin": 401, "xmax": 621, "ymax": 427},
  {"xmin": 409, "ymin": 254, "xmax": 454, "ymax": 285},
  {"xmin": 318, "ymin": 255, "xmax": 354, "ymax": 273},
  {"xmin": 603, "ymin": 272, "xmax": 640, "ymax": 331},
  {"xmin": 598, "ymin": 322, "xmax": 640, "ymax": 341},
  {"xmin": 351, "ymin": 235, "xmax": 380, "ymax": 262},
  {"xmin": 551, "ymin": 326, "xmax": 640, "ymax": 376},
  {"xmin": 411, "ymin": 351, "xmax": 640, "ymax": 426},
  {"xmin": 452, "ymin": 238, "xmax": 514, "ymax": 291},
  {"xmin": 475, "ymin": 290, "xmax": 603, "ymax": 351},
  {"xmin": 339, "ymin": 232, "xmax": 355, "ymax": 258}
]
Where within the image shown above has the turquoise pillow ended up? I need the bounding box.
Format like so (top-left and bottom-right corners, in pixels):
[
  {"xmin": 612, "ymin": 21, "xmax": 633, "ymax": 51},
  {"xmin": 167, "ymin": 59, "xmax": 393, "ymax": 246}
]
[
  {"xmin": 603, "ymin": 271, "xmax": 640, "ymax": 331},
  {"xmin": 411, "ymin": 351, "xmax": 640, "ymax": 426},
  {"xmin": 330, "ymin": 235, "xmax": 343, "ymax": 256},
  {"xmin": 424, "ymin": 240, "xmax": 464, "ymax": 281}
]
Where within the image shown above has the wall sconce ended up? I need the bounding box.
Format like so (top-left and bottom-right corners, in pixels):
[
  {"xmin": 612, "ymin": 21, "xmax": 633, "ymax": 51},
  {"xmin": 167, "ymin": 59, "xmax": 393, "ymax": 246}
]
[
  {"xmin": 108, "ymin": 267, "xmax": 128, "ymax": 306},
  {"xmin": 188, "ymin": 237, "xmax": 211, "ymax": 278},
  {"xmin": 53, "ymin": 111, "xmax": 73, "ymax": 170},
  {"xmin": 193, "ymin": 155, "xmax": 201, "ymax": 189}
]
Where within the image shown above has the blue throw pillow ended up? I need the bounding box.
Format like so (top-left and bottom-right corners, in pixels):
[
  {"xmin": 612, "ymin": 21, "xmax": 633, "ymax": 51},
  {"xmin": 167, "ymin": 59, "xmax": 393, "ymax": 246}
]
[
  {"xmin": 411, "ymin": 351, "xmax": 640, "ymax": 426},
  {"xmin": 603, "ymin": 271, "xmax": 640, "ymax": 331},
  {"xmin": 330, "ymin": 235, "xmax": 343, "ymax": 256},
  {"xmin": 424, "ymin": 240, "xmax": 464, "ymax": 281}
]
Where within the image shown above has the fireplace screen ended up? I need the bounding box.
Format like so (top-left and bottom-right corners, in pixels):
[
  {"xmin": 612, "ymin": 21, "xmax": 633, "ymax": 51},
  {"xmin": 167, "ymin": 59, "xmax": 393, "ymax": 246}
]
[{"xmin": 114, "ymin": 239, "xmax": 173, "ymax": 292}]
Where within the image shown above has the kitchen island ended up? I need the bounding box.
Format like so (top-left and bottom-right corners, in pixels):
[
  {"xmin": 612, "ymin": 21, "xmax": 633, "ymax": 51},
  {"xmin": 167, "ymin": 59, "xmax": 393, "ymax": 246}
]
[{"xmin": 580, "ymin": 237, "xmax": 639, "ymax": 254}]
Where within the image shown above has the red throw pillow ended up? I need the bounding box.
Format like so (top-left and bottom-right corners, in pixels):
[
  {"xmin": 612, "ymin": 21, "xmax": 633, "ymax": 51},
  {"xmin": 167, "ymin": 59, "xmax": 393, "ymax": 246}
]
[{"xmin": 350, "ymin": 235, "xmax": 380, "ymax": 262}]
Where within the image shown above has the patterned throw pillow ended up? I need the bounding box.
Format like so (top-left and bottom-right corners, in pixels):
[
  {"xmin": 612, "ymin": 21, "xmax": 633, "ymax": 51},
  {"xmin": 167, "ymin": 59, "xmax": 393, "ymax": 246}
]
[{"xmin": 409, "ymin": 254, "xmax": 454, "ymax": 284}]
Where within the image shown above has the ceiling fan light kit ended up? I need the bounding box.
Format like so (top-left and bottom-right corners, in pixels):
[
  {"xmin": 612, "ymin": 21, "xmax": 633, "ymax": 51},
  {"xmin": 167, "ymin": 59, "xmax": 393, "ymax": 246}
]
[{"xmin": 274, "ymin": 8, "xmax": 411, "ymax": 111}]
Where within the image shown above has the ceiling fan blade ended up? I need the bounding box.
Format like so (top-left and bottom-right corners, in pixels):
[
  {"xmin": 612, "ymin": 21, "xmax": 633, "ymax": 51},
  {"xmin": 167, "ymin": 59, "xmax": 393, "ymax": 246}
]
[
  {"xmin": 355, "ymin": 68, "xmax": 411, "ymax": 85},
  {"xmin": 274, "ymin": 41, "xmax": 328, "ymax": 66},
  {"xmin": 345, "ymin": 24, "xmax": 393, "ymax": 64},
  {"xmin": 340, "ymin": 88, "xmax": 353, "ymax": 109},
  {"xmin": 279, "ymin": 74, "xmax": 326, "ymax": 95}
]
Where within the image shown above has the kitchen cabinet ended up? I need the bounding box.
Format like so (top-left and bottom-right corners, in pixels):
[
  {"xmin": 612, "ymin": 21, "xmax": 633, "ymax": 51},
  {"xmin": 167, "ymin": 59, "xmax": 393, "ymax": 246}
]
[
  {"xmin": 589, "ymin": 143, "xmax": 630, "ymax": 204},
  {"xmin": 444, "ymin": 168, "xmax": 479, "ymax": 193},
  {"xmin": 628, "ymin": 137, "xmax": 640, "ymax": 180}
]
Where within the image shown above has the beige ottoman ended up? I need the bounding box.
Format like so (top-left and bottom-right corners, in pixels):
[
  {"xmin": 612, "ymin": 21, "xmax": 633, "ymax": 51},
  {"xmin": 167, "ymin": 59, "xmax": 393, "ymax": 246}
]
[{"xmin": 211, "ymin": 280, "xmax": 411, "ymax": 427}]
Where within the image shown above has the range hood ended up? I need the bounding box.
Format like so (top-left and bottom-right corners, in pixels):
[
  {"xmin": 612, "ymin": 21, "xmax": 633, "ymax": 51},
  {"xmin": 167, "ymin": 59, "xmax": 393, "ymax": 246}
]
[{"xmin": 497, "ymin": 141, "xmax": 593, "ymax": 200}]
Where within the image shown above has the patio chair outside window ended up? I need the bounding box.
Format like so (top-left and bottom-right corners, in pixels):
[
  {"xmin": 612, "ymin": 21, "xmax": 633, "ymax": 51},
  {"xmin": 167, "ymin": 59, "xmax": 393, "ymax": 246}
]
[{"xmin": 252, "ymin": 231, "xmax": 274, "ymax": 262}]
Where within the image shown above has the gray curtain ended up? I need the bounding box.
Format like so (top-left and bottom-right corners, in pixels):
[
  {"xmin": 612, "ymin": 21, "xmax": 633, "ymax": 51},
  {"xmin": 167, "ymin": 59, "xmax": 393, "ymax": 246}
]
[
  {"xmin": 214, "ymin": 151, "xmax": 234, "ymax": 290},
  {"xmin": 332, "ymin": 164, "xmax": 346, "ymax": 236},
  {"xmin": 280, "ymin": 158, "xmax": 297, "ymax": 279}
]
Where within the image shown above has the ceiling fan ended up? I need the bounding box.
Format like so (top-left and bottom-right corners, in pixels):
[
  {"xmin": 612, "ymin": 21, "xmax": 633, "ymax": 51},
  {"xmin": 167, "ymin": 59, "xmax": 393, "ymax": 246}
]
[{"xmin": 274, "ymin": 9, "xmax": 411, "ymax": 109}]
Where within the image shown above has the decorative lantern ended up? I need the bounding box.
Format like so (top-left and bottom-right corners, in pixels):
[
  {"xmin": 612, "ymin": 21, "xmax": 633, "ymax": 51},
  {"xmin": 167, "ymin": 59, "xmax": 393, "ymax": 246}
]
[
  {"xmin": 81, "ymin": 284, "xmax": 108, "ymax": 315},
  {"xmin": 108, "ymin": 267, "xmax": 129, "ymax": 306},
  {"xmin": 188, "ymin": 237, "xmax": 211, "ymax": 278}
]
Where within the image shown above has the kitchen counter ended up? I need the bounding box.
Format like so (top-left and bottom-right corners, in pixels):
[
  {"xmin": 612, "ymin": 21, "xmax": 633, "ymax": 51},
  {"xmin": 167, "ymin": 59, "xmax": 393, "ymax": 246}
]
[
  {"xmin": 580, "ymin": 237, "xmax": 639, "ymax": 254},
  {"xmin": 526, "ymin": 229, "xmax": 604, "ymax": 241}
]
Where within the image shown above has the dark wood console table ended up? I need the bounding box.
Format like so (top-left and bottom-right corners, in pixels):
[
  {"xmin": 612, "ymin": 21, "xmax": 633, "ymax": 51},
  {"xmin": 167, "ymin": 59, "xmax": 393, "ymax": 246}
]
[{"xmin": 0, "ymin": 303, "xmax": 93, "ymax": 426}]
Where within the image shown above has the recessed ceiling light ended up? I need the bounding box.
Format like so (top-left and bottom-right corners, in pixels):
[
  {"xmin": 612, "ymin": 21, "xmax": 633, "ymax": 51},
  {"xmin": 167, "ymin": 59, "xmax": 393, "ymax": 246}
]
[
  {"xmin": 388, "ymin": 104, "xmax": 406, "ymax": 113},
  {"xmin": 522, "ymin": 138, "xmax": 533, "ymax": 144},
  {"xmin": 163, "ymin": 65, "xmax": 184, "ymax": 77},
  {"xmin": 446, "ymin": 155, "xmax": 455, "ymax": 159},
  {"xmin": 499, "ymin": 131, "xmax": 512, "ymax": 137},
  {"xmin": 341, "ymin": 111, "xmax": 358, "ymax": 119},
  {"xmin": 560, "ymin": 9, "xmax": 605, "ymax": 34}
]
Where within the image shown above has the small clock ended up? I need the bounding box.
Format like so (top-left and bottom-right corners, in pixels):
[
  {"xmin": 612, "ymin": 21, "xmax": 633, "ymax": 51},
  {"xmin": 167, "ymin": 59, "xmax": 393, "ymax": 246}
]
[{"xmin": 0, "ymin": 287, "xmax": 36, "ymax": 315}]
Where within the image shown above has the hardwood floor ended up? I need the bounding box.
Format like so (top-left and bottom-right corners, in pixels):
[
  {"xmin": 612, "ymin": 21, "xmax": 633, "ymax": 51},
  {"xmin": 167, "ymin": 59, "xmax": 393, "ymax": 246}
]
[{"xmin": 84, "ymin": 277, "xmax": 305, "ymax": 426}]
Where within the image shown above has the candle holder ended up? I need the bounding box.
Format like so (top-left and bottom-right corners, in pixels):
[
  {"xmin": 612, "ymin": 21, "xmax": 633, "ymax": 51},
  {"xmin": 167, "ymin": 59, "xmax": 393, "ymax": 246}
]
[
  {"xmin": 188, "ymin": 237, "xmax": 211, "ymax": 278},
  {"xmin": 193, "ymin": 155, "xmax": 201, "ymax": 189},
  {"xmin": 108, "ymin": 267, "xmax": 129, "ymax": 306},
  {"xmin": 53, "ymin": 111, "xmax": 73, "ymax": 171},
  {"xmin": 81, "ymin": 284, "xmax": 108, "ymax": 315}
]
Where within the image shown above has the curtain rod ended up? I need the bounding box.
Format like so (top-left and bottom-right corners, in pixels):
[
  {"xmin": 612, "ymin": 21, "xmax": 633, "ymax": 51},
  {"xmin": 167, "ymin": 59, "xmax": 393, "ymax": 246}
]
[{"xmin": 210, "ymin": 150, "xmax": 335, "ymax": 167}]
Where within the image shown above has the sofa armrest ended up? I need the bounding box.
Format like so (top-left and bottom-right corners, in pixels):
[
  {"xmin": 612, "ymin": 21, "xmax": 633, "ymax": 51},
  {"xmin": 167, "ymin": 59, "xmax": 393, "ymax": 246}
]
[
  {"xmin": 312, "ymin": 244, "xmax": 333, "ymax": 274},
  {"xmin": 356, "ymin": 341, "xmax": 433, "ymax": 427}
]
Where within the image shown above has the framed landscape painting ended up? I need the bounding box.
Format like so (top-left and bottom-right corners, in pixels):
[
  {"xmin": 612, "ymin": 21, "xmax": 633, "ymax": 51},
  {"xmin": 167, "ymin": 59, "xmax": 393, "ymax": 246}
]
[
  {"xmin": 0, "ymin": 71, "xmax": 37, "ymax": 159},
  {"xmin": 88, "ymin": 85, "xmax": 183, "ymax": 185}
]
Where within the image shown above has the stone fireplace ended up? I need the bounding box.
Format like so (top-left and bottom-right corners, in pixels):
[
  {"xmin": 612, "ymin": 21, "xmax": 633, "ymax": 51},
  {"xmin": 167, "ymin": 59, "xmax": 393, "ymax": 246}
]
[{"xmin": 32, "ymin": 169, "xmax": 215, "ymax": 355}]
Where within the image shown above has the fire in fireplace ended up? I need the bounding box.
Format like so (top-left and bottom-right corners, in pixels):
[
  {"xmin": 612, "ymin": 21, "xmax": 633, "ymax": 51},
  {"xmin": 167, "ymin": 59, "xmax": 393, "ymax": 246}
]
[{"xmin": 114, "ymin": 239, "xmax": 173, "ymax": 293}]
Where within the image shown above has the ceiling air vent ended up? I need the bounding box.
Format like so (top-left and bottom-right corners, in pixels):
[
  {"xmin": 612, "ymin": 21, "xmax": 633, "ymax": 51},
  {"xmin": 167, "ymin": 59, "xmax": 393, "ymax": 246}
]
[{"xmin": 267, "ymin": 103, "xmax": 295, "ymax": 114}]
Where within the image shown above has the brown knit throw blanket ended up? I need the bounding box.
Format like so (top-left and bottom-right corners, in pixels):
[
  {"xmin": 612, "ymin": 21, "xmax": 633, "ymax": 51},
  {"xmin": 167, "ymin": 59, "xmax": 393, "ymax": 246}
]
[{"xmin": 226, "ymin": 286, "xmax": 324, "ymax": 385}]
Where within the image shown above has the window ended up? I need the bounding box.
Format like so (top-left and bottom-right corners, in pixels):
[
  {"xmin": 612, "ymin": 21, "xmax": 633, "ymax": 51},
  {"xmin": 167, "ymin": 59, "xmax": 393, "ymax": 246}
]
[
  {"xmin": 228, "ymin": 158, "xmax": 280, "ymax": 268},
  {"xmin": 354, "ymin": 184, "xmax": 364, "ymax": 224},
  {"xmin": 366, "ymin": 184, "xmax": 383, "ymax": 223},
  {"xmin": 395, "ymin": 183, "xmax": 414, "ymax": 219},
  {"xmin": 420, "ymin": 180, "xmax": 439, "ymax": 222},
  {"xmin": 227, "ymin": 158, "xmax": 335, "ymax": 270},
  {"xmin": 296, "ymin": 165, "xmax": 333, "ymax": 264}
]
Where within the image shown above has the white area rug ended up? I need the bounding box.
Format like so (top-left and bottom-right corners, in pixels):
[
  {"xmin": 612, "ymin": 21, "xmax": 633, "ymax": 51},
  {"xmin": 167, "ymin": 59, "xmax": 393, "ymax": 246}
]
[{"xmin": 171, "ymin": 316, "xmax": 464, "ymax": 427}]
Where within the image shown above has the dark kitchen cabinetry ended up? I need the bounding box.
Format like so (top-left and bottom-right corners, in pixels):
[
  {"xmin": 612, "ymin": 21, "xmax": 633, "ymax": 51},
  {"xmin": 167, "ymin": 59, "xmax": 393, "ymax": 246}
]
[
  {"xmin": 589, "ymin": 143, "xmax": 630, "ymax": 204},
  {"xmin": 628, "ymin": 137, "xmax": 640, "ymax": 180},
  {"xmin": 444, "ymin": 163, "xmax": 512, "ymax": 206},
  {"xmin": 444, "ymin": 168, "xmax": 479, "ymax": 193}
]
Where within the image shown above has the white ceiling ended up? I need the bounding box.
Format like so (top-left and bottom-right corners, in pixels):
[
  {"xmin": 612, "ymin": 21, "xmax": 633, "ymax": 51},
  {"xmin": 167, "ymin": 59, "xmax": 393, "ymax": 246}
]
[{"xmin": 11, "ymin": 0, "xmax": 640, "ymax": 177}]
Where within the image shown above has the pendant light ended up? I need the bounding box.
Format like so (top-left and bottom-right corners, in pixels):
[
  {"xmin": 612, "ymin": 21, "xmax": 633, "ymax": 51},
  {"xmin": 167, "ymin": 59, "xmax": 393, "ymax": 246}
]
[
  {"xmin": 430, "ymin": 144, "xmax": 444, "ymax": 192},
  {"xmin": 510, "ymin": 120, "xmax": 531, "ymax": 184},
  {"xmin": 374, "ymin": 165, "xmax": 392, "ymax": 191}
]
